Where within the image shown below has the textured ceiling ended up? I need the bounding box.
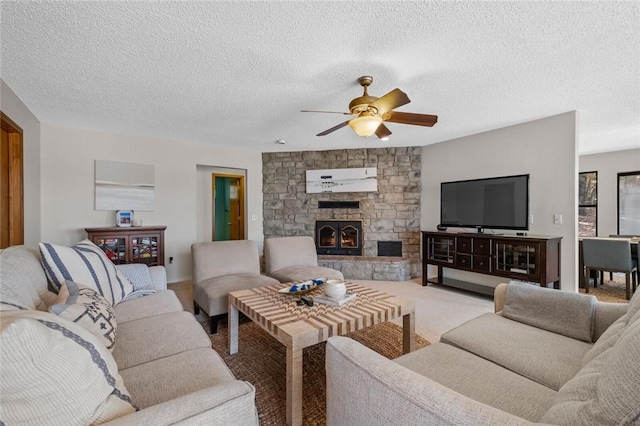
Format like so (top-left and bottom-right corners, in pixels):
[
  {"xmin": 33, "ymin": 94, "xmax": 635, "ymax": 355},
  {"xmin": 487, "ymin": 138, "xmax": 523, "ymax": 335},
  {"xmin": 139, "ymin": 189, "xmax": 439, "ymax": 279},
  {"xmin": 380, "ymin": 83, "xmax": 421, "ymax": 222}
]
[{"xmin": 1, "ymin": 1, "xmax": 639, "ymax": 154}]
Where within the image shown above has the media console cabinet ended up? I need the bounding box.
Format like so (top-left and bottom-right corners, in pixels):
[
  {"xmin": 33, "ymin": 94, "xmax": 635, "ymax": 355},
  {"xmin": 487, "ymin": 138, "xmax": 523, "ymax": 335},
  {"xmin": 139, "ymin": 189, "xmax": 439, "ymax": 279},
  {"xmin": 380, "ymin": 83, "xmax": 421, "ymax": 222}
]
[{"xmin": 422, "ymin": 231, "xmax": 562, "ymax": 296}]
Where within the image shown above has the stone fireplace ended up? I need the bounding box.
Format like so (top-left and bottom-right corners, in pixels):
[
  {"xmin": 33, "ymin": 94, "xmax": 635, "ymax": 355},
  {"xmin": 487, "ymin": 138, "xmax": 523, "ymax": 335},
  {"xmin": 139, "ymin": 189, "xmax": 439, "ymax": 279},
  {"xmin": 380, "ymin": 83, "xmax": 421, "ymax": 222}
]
[
  {"xmin": 314, "ymin": 220, "xmax": 363, "ymax": 256},
  {"xmin": 262, "ymin": 147, "xmax": 422, "ymax": 280}
]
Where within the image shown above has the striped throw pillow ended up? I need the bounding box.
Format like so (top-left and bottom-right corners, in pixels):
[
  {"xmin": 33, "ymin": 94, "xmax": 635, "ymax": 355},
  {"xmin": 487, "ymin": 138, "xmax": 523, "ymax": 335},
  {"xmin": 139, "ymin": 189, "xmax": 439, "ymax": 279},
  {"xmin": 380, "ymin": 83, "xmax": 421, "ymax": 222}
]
[
  {"xmin": 0, "ymin": 310, "xmax": 136, "ymax": 425},
  {"xmin": 39, "ymin": 239, "xmax": 134, "ymax": 306}
]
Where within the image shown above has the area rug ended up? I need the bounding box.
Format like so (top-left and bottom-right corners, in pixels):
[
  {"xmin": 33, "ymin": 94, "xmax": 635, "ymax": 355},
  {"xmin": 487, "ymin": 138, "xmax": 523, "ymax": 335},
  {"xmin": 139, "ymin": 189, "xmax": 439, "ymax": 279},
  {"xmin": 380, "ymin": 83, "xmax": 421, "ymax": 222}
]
[
  {"xmin": 579, "ymin": 275, "xmax": 632, "ymax": 303},
  {"xmin": 206, "ymin": 319, "xmax": 430, "ymax": 426}
]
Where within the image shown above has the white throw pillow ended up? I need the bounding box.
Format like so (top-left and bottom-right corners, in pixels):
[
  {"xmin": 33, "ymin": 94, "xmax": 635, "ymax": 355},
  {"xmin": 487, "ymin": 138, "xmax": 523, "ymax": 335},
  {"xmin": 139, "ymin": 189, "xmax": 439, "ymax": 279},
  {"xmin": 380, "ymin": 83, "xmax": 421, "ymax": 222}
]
[
  {"xmin": 49, "ymin": 281, "xmax": 118, "ymax": 350},
  {"xmin": 0, "ymin": 310, "xmax": 136, "ymax": 425},
  {"xmin": 39, "ymin": 239, "xmax": 134, "ymax": 305}
]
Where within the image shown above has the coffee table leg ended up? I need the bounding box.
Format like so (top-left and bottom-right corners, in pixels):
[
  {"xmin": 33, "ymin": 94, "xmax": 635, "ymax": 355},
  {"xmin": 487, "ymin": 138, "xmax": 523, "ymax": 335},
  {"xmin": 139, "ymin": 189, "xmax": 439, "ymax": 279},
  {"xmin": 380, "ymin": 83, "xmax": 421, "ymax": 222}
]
[
  {"xmin": 286, "ymin": 346, "xmax": 303, "ymax": 426},
  {"xmin": 228, "ymin": 304, "xmax": 239, "ymax": 355},
  {"xmin": 403, "ymin": 312, "xmax": 415, "ymax": 354}
]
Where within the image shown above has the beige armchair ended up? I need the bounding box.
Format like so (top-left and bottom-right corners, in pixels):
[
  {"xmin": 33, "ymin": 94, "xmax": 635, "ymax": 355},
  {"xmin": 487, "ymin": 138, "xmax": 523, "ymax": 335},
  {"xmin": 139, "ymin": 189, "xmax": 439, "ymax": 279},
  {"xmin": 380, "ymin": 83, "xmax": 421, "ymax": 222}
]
[
  {"xmin": 264, "ymin": 236, "xmax": 344, "ymax": 283},
  {"xmin": 191, "ymin": 240, "xmax": 279, "ymax": 333}
]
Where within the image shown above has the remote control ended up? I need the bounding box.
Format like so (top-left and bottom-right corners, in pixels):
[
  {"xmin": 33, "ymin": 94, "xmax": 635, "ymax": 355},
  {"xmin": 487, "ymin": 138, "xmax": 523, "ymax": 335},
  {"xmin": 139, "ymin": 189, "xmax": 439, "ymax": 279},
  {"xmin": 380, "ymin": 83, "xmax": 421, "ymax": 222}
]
[{"xmin": 300, "ymin": 296, "xmax": 314, "ymax": 307}]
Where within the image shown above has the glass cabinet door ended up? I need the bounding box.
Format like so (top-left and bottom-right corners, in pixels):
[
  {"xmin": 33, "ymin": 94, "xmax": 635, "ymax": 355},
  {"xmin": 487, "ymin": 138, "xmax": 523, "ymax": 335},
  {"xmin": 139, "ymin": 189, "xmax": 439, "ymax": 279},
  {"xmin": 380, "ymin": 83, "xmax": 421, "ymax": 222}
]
[
  {"xmin": 494, "ymin": 241, "xmax": 538, "ymax": 277},
  {"xmin": 427, "ymin": 236, "xmax": 455, "ymax": 264},
  {"xmin": 131, "ymin": 235, "xmax": 159, "ymax": 266},
  {"xmin": 93, "ymin": 238, "xmax": 127, "ymax": 264}
]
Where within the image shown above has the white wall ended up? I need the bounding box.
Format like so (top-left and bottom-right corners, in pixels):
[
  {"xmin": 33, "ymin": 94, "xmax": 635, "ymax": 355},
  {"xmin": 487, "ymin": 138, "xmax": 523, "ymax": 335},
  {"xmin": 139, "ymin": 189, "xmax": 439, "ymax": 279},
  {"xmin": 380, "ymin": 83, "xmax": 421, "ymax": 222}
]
[
  {"xmin": 0, "ymin": 80, "xmax": 42, "ymax": 246},
  {"xmin": 579, "ymin": 148, "xmax": 640, "ymax": 236},
  {"xmin": 421, "ymin": 112, "xmax": 578, "ymax": 291},
  {"xmin": 40, "ymin": 123, "xmax": 264, "ymax": 283}
]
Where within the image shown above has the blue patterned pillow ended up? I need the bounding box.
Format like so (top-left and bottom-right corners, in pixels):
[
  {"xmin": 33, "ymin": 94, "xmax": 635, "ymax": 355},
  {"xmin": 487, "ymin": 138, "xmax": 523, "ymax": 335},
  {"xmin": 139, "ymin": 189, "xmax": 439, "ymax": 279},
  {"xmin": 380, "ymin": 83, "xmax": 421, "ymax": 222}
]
[
  {"xmin": 50, "ymin": 281, "xmax": 117, "ymax": 350},
  {"xmin": 39, "ymin": 239, "xmax": 134, "ymax": 305}
]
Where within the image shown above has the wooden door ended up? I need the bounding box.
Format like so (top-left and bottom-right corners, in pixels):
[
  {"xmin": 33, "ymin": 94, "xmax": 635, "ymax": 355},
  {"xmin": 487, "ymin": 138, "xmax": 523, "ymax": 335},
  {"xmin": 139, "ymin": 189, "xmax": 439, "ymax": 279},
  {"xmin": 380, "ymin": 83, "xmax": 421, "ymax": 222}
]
[{"xmin": 0, "ymin": 112, "xmax": 24, "ymax": 248}]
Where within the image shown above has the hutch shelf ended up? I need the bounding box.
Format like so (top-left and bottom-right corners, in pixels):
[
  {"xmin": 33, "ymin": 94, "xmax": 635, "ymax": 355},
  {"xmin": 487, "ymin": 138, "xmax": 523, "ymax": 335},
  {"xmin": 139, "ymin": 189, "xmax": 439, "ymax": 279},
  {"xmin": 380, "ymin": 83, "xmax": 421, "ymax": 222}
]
[
  {"xmin": 85, "ymin": 226, "xmax": 166, "ymax": 267},
  {"xmin": 422, "ymin": 231, "xmax": 562, "ymax": 296}
]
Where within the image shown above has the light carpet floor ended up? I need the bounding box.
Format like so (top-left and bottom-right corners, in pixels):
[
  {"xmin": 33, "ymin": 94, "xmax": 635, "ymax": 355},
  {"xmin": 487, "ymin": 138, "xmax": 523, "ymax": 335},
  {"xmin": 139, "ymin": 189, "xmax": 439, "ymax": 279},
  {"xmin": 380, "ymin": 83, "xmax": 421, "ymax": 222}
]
[{"xmin": 168, "ymin": 278, "xmax": 494, "ymax": 342}]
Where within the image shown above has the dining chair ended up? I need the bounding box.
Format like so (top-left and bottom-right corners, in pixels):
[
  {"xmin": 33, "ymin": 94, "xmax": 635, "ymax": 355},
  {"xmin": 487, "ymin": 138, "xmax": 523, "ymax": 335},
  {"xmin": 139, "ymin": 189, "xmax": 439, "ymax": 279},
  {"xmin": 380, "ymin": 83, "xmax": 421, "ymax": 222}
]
[
  {"xmin": 606, "ymin": 235, "xmax": 640, "ymax": 281},
  {"xmin": 583, "ymin": 237, "xmax": 638, "ymax": 300}
]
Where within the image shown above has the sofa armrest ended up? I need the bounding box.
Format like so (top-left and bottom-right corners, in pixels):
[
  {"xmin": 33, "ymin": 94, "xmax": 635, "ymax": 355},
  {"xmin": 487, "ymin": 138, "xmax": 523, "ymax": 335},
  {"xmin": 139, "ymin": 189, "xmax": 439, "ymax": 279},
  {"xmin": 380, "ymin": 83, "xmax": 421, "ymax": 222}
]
[
  {"xmin": 494, "ymin": 283, "xmax": 508, "ymax": 312},
  {"xmin": 326, "ymin": 336, "xmax": 532, "ymax": 426},
  {"xmin": 148, "ymin": 266, "xmax": 167, "ymax": 290},
  {"xmin": 101, "ymin": 381, "xmax": 258, "ymax": 426}
]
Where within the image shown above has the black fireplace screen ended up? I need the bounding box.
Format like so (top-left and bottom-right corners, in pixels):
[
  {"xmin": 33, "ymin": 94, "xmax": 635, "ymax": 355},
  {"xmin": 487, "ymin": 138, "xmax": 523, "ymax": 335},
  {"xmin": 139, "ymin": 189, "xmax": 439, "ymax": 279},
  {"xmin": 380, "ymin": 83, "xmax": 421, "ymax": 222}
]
[{"xmin": 315, "ymin": 220, "xmax": 363, "ymax": 255}]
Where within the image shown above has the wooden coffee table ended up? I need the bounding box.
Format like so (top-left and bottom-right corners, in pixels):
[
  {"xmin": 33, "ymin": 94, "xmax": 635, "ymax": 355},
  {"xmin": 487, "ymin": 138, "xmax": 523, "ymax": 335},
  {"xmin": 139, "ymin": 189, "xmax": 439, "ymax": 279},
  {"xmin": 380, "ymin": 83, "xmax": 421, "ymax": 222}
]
[{"xmin": 228, "ymin": 282, "xmax": 415, "ymax": 426}]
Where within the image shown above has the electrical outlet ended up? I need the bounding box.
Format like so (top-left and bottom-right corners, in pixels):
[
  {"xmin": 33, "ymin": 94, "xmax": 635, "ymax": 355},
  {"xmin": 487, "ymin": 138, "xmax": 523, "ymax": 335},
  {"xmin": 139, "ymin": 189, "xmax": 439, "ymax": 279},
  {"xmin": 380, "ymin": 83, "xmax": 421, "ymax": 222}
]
[
  {"xmin": 251, "ymin": 215, "xmax": 258, "ymax": 221},
  {"xmin": 530, "ymin": 214, "xmax": 534, "ymax": 224},
  {"xmin": 553, "ymin": 214, "xmax": 563, "ymax": 225}
]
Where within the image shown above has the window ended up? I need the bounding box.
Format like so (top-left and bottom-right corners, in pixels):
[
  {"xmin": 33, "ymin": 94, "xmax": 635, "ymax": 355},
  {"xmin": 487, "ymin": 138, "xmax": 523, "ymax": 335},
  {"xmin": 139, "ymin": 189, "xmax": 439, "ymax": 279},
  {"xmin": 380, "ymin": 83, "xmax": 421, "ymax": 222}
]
[
  {"xmin": 618, "ymin": 171, "xmax": 640, "ymax": 235},
  {"xmin": 578, "ymin": 171, "xmax": 597, "ymax": 237}
]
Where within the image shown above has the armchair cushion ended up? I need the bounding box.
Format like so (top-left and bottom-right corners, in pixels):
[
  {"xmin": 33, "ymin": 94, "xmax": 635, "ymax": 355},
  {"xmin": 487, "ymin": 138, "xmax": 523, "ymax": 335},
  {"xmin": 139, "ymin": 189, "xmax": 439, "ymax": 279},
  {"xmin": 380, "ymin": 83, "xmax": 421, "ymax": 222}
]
[
  {"xmin": 264, "ymin": 236, "xmax": 319, "ymax": 274},
  {"xmin": 192, "ymin": 240, "xmax": 260, "ymax": 284},
  {"xmin": 264, "ymin": 236, "xmax": 344, "ymax": 282},
  {"xmin": 501, "ymin": 282, "xmax": 597, "ymax": 342},
  {"xmin": 268, "ymin": 265, "xmax": 344, "ymax": 283},
  {"xmin": 193, "ymin": 273, "xmax": 278, "ymax": 317}
]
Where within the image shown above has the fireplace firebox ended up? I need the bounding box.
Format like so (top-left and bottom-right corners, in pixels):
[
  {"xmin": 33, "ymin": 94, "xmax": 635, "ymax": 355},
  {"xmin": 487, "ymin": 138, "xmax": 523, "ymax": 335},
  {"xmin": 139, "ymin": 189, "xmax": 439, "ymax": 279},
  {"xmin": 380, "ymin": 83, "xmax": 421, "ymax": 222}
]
[{"xmin": 314, "ymin": 220, "xmax": 363, "ymax": 256}]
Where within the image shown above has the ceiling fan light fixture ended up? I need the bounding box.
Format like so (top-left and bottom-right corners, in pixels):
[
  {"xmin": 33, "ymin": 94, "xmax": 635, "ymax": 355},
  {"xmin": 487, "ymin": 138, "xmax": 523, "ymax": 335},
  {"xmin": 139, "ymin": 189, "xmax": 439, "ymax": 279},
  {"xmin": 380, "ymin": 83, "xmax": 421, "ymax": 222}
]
[{"xmin": 349, "ymin": 114, "xmax": 383, "ymax": 137}]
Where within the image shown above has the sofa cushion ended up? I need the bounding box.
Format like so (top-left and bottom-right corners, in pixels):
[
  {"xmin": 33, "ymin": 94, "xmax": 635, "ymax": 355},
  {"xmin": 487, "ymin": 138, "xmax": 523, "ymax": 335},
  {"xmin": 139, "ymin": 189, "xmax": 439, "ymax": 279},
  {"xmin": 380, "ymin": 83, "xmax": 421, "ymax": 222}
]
[
  {"xmin": 0, "ymin": 245, "xmax": 56, "ymax": 311},
  {"xmin": 269, "ymin": 265, "xmax": 344, "ymax": 283},
  {"xmin": 193, "ymin": 273, "xmax": 279, "ymax": 316},
  {"xmin": 113, "ymin": 289, "xmax": 183, "ymax": 323},
  {"xmin": 119, "ymin": 348, "xmax": 238, "ymax": 409},
  {"xmin": 541, "ymin": 317, "xmax": 640, "ymax": 425},
  {"xmin": 49, "ymin": 281, "xmax": 117, "ymax": 350},
  {"xmin": 112, "ymin": 311, "xmax": 211, "ymax": 369},
  {"xmin": 501, "ymin": 282, "xmax": 596, "ymax": 342},
  {"xmin": 39, "ymin": 239, "xmax": 134, "ymax": 306},
  {"xmin": 441, "ymin": 313, "xmax": 593, "ymax": 390},
  {"xmin": 0, "ymin": 309, "xmax": 136, "ymax": 425},
  {"xmin": 395, "ymin": 342, "xmax": 557, "ymax": 421}
]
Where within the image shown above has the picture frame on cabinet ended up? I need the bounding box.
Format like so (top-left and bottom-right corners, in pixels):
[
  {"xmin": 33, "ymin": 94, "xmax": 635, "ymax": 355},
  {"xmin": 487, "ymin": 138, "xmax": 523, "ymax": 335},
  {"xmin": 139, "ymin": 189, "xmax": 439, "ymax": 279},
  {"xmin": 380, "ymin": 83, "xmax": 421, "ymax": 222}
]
[{"xmin": 116, "ymin": 210, "xmax": 133, "ymax": 227}]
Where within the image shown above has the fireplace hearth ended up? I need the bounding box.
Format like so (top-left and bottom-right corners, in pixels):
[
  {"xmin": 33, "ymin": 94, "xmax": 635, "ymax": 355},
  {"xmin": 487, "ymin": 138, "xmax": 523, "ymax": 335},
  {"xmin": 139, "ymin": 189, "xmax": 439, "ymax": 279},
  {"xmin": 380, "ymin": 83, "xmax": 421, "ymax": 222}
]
[{"xmin": 314, "ymin": 220, "xmax": 363, "ymax": 256}]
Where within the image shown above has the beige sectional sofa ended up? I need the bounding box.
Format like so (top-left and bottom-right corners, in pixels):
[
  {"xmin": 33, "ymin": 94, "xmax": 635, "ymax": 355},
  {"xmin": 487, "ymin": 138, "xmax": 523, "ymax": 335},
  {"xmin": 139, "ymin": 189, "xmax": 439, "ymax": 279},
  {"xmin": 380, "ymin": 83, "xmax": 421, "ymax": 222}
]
[
  {"xmin": 326, "ymin": 282, "xmax": 640, "ymax": 425},
  {"xmin": 0, "ymin": 245, "xmax": 258, "ymax": 425}
]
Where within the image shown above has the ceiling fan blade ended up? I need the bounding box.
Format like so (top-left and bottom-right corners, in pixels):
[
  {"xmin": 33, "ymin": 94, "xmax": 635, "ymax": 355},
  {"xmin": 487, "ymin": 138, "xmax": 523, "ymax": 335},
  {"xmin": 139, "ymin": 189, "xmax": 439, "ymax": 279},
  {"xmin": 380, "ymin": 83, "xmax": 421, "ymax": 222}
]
[
  {"xmin": 317, "ymin": 120, "xmax": 350, "ymax": 136},
  {"xmin": 385, "ymin": 111, "xmax": 438, "ymax": 127},
  {"xmin": 368, "ymin": 88, "xmax": 410, "ymax": 115},
  {"xmin": 375, "ymin": 124, "xmax": 392, "ymax": 139},
  {"xmin": 301, "ymin": 110, "xmax": 352, "ymax": 115}
]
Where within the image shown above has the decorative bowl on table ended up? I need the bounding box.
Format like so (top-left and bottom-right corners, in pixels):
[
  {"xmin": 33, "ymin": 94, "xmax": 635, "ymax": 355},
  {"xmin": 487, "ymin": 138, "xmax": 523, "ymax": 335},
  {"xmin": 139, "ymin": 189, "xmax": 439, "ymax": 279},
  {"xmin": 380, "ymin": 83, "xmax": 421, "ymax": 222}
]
[{"xmin": 278, "ymin": 278, "xmax": 326, "ymax": 295}]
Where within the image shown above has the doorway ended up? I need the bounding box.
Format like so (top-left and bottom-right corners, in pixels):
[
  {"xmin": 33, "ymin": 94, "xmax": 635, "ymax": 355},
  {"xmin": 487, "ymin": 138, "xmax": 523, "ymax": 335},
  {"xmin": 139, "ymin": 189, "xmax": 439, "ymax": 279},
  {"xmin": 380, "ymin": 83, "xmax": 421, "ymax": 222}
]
[
  {"xmin": 0, "ymin": 112, "xmax": 24, "ymax": 248},
  {"xmin": 212, "ymin": 173, "xmax": 245, "ymax": 241}
]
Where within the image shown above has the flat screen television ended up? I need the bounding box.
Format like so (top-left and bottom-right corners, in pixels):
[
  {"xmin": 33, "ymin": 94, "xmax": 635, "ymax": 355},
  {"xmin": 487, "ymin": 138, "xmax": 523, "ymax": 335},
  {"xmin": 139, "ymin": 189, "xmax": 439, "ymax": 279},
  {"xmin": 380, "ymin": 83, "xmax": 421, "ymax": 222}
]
[{"xmin": 440, "ymin": 174, "xmax": 530, "ymax": 231}]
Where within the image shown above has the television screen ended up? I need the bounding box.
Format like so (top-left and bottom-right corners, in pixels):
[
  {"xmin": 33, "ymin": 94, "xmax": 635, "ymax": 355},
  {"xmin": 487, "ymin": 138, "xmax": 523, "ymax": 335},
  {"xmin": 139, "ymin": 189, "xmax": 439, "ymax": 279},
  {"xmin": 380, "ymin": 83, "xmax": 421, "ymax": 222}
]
[{"xmin": 440, "ymin": 174, "xmax": 529, "ymax": 231}]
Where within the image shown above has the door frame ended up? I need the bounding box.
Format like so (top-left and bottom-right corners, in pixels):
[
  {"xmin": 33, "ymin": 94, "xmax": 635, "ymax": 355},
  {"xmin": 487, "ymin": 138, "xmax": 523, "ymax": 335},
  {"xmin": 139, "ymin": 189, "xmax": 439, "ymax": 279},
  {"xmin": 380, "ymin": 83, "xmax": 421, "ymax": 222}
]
[
  {"xmin": 211, "ymin": 173, "xmax": 245, "ymax": 241},
  {"xmin": 0, "ymin": 111, "xmax": 24, "ymax": 248}
]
